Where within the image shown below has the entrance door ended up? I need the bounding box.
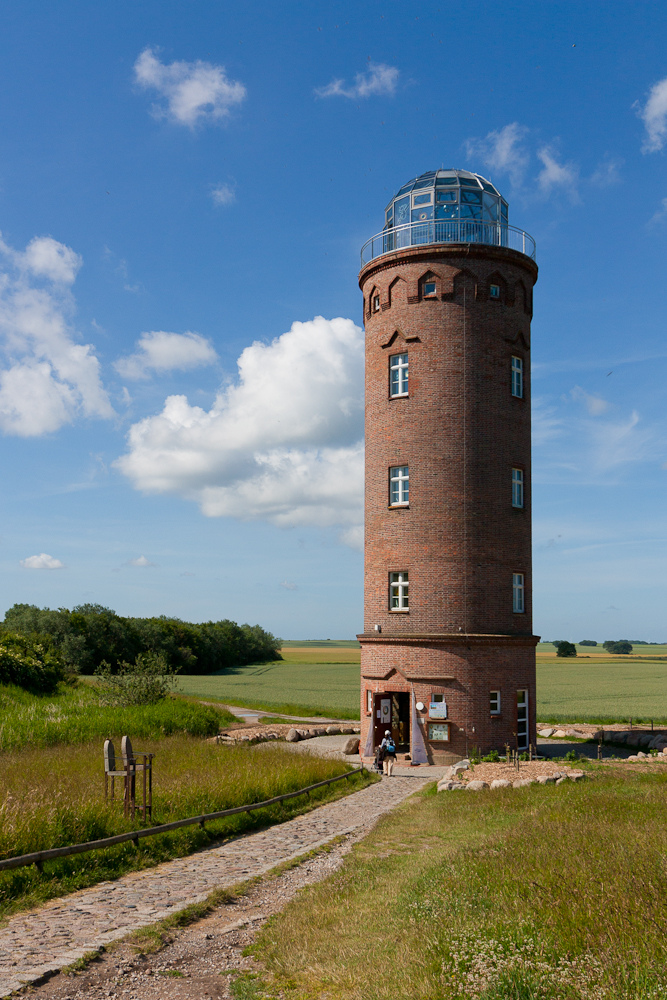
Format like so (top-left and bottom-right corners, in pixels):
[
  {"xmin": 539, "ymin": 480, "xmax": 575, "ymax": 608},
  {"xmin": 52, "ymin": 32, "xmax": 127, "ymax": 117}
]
[
  {"xmin": 373, "ymin": 693, "xmax": 410, "ymax": 751},
  {"xmin": 517, "ymin": 689, "xmax": 529, "ymax": 750}
]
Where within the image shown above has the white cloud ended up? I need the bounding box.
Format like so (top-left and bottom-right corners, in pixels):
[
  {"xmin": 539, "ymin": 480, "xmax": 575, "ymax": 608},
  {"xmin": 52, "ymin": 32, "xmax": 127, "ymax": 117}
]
[
  {"xmin": 210, "ymin": 183, "xmax": 236, "ymax": 207},
  {"xmin": 649, "ymin": 196, "xmax": 667, "ymax": 225},
  {"xmin": 465, "ymin": 122, "xmax": 529, "ymax": 187},
  {"xmin": 536, "ymin": 146, "xmax": 578, "ymax": 195},
  {"xmin": 315, "ymin": 63, "xmax": 398, "ymax": 100},
  {"xmin": 114, "ymin": 331, "xmax": 218, "ymax": 380},
  {"xmin": 570, "ymin": 385, "xmax": 610, "ymax": 416},
  {"xmin": 134, "ymin": 47, "xmax": 246, "ymax": 127},
  {"xmin": 115, "ymin": 316, "xmax": 364, "ymax": 547},
  {"xmin": 591, "ymin": 155, "xmax": 623, "ymax": 187},
  {"xmin": 0, "ymin": 234, "xmax": 112, "ymax": 436},
  {"xmin": 638, "ymin": 76, "xmax": 667, "ymax": 153},
  {"xmin": 20, "ymin": 553, "xmax": 64, "ymax": 570},
  {"xmin": 127, "ymin": 555, "xmax": 156, "ymax": 567},
  {"xmin": 280, "ymin": 580, "xmax": 298, "ymax": 591}
]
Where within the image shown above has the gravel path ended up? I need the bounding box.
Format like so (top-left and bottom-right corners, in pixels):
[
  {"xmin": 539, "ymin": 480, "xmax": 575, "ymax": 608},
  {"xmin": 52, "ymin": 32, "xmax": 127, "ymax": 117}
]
[{"xmin": 0, "ymin": 774, "xmax": 428, "ymax": 997}]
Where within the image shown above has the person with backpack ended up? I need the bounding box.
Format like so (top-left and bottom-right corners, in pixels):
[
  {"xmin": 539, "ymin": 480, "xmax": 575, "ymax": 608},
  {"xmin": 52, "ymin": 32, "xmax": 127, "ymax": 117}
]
[{"xmin": 380, "ymin": 730, "xmax": 397, "ymax": 776}]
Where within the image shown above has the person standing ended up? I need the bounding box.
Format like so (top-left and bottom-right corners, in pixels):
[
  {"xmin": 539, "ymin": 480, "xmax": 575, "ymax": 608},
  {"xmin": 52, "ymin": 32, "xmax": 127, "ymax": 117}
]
[{"xmin": 380, "ymin": 730, "xmax": 397, "ymax": 776}]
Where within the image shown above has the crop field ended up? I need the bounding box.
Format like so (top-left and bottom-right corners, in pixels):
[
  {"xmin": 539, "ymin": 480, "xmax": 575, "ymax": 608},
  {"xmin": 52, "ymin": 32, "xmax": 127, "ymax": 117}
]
[
  {"xmin": 177, "ymin": 659, "xmax": 360, "ymax": 719},
  {"xmin": 537, "ymin": 658, "xmax": 667, "ymax": 724},
  {"xmin": 536, "ymin": 642, "xmax": 667, "ymax": 657}
]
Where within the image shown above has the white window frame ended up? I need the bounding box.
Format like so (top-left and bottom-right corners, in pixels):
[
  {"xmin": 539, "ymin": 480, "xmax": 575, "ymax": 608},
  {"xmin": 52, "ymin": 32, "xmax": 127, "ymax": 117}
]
[
  {"xmin": 389, "ymin": 353, "xmax": 409, "ymax": 398},
  {"xmin": 372, "ymin": 293, "xmax": 381, "ymax": 312},
  {"xmin": 423, "ymin": 280, "xmax": 437, "ymax": 298},
  {"xmin": 513, "ymin": 573, "xmax": 525, "ymax": 614},
  {"xmin": 512, "ymin": 468, "xmax": 524, "ymax": 508},
  {"xmin": 389, "ymin": 466, "xmax": 409, "ymax": 506},
  {"xmin": 490, "ymin": 690, "xmax": 501, "ymax": 715},
  {"xmin": 389, "ymin": 571, "xmax": 409, "ymax": 610},
  {"xmin": 490, "ymin": 283, "xmax": 501, "ymax": 299},
  {"xmin": 517, "ymin": 689, "xmax": 529, "ymax": 750},
  {"xmin": 366, "ymin": 689, "xmax": 373, "ymax": 714},
  {"xmin": 511, "ymin": 356, "xmax": 524, "ymax": 398}
]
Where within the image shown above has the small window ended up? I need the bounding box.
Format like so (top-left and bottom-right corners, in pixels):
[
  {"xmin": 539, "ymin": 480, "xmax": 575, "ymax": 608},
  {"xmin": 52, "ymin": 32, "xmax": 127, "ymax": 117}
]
[
  {"xmin": 428, "ymin": 723, "xmax": 450, "ymax": 741},
  {"xmin": 423, "ymin": 281, "xmax": 437, "ymax": 298},
  {"xmin": 511, "ymin": 356, "xmax": 524, "ymax": 398},
  {"xmin": 413, "ymin": 192, "xmax": 433, "ymax": 206},
  {"xmin": 490, "ymin": 691, "xmax": 501, "ymax": 715},
  {"xmin": 366, "ymin": 689, "xmax": 373, "ymax": 714},
  {"xmin": 389, "ymin": 571, "xmax": 409, "ymax": 610},
  {"xmin": 372, "ymin": 294, "xmax": 381, "ymax": 312},
  {"xmin": 513, "ymin": 573, "xmax": 525, "ymax": 614},
  {"xmin": 389, "ymin": 353, "xmax": 409, "ymax": 398},
  {"xmin": 512, "ymin": 468, "xmax": 524, "ymax": 508},
  {"xmin": 490, "ymin": 284, "xmax": 501, "ymax": 299},
  {"xmin": 389, "ymin": 466, "xmax": 409, "ymax": 506}
]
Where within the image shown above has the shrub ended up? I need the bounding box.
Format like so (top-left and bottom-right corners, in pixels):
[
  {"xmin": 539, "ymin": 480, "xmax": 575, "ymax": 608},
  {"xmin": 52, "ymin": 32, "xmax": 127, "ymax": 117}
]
[
  {"xmin": 555, "ymin": 640, "xmax": 577, "ymax": 657},
  {"xmin": 95, "ymin": 652, "xmax": 179, "ymax": 706},
  {"xmin": 579, "ymin": 639, "xmax": 597, "ymax": 646},
  {"xmin": 0, "ymin": 629, "xmax": 64, "ymax": 693}
]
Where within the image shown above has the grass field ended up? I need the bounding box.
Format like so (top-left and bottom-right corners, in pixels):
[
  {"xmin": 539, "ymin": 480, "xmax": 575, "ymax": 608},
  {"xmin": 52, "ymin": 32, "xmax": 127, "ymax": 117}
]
[
  {"xmin": 177, "ymin": 659, "xmax": 360, "ymax": 719},
  {"xmin": 0, "ymin": 738, "xmax": 371, "ymax": 920},
  {"xmin": 536, "ymin": 642, "xmax": 667, "ymax": 656},
  {"xmin": 537, "ymin": 658, "xmax": 667, "ymax": 723},
  {"xmin": 0, "ymin": 682, "xmax": 235, "ymax": 752},
  {"xmin": 251, "ymin": 766, "xmax": 667, "ymax": 999}
]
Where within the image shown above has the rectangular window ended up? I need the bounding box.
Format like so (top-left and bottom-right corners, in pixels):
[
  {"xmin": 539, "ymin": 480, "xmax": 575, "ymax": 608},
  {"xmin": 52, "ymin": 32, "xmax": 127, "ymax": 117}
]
[
  {"xmin": 428, "ymin": 723, "xmax": 450, "ymax": 741},
  {"xmin": 517, "ymin": 689, "xmax": 528, "ymax": 750},
  {"xmin": 490, "ymin": 283, "xmax": 500, "ymax": 299},
  {"xmin": 372, "ymin": 294, "xmax": 380, "ymax": 312},
  {"xmin": 366, "ymin": 689, "xmax": 373, "ymax": 714},
  {"xmin": 413, "ymin": 192, "xmax": 433, "ymax": 206},
  {"xmin": 512, "ymin": 468, "xmax": 524, "ymax": 508},
  {"xmin": 511, "ymin": 356, "xmax": 523, "ymax": 398},
  {"xmin": 389, "ymin": 353, "xmax": 409, "ymax": 397},
  {"xmin": 423, "ymin": 281, "xmax": 436, "ymax": 297},
  {"xmin": 389, "ymin": 466, "xmax": 409, "ymax": 506},
  {"xmin": 513, "ymin": 573, "xmax": 525, "ymax": 613},
  {"xmin": 389, "ymin": 571, "xmax": 409, "ymax": 610},
  {"xmin": 490, "ymin": 690, "xmax": 501, "ymax": 715}
]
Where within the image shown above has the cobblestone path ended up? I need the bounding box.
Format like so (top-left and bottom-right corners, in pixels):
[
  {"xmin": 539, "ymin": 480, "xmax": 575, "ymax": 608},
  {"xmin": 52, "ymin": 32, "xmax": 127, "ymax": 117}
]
[{"xmin": 0, "ymin": 775, "xmax": 428, "ymax": 996}]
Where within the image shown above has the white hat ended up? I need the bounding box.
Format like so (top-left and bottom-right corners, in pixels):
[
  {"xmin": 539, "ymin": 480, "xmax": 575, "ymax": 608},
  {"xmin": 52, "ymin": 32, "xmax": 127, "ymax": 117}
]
[{"xmin": 385, "ymin": 730, "xmax": 391, "ymax": 735}]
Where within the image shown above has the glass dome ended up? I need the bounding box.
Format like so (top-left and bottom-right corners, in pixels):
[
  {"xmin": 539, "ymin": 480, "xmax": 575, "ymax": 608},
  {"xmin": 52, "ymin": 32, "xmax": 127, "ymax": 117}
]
[{"xmin": 384, "ymin": 169, "xmax": 508, "ymax": 230}]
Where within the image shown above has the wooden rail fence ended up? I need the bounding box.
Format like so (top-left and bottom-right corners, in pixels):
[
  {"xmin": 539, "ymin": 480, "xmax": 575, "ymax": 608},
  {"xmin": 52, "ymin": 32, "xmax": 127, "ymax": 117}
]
[{"xmin": 0, "ymin": 766, "xmax": 364, "ymax": 873}]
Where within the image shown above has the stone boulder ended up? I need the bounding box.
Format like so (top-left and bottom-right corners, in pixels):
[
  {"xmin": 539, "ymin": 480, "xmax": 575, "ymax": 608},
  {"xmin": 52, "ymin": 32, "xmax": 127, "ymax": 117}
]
[
  {"xmin": 466, "ymin": 780, "xmax": 490, "ymax": 791},
  {"xmin": 325, "ymin": 726, "xmax": 341, "ymax": 736},
  {"xmin": 437, "ymin": 779, "xmax": 466, "ymax": 791},
  {"xmin": 536, "ymin": 775, "xmax": 556, "ymax": 784},
  {"xmin": 286, "ymin": 729, "xmax": 300, "ymax": 742},
  {"xmin": 567, "ymin": 770, "xmax": 585, "ymax": 780},
  {"xmin": 538, "ymin": 727, "xmax": 554, "ymax": 738},
  {"xmin": 553, "ymin": 730, "xmax": 568, "ymax": 738},
  {"xmin": 555, "ymin": 776, "xmax": 567, "ymax": 785},
  {"xmin": 513, "ymin": 778, "xmax": 536, "ymax": 788},
  {"xmin": 341, "ymin": 726, "xmax": 355, "ymax": 735},
  {"xmin": 343, "ymin": 737, "xmax": 360, "ymax": 755},
  {"xmin": 490, "ymin": 779, "xmax": 512, "ymax": 789},
  {"xmin": 626, "ymin": 754, "xmax": 639, "ymax": 761},
  {"xmin": 626, "ymin": 733, "xmax": 641, "ymax": 747}
]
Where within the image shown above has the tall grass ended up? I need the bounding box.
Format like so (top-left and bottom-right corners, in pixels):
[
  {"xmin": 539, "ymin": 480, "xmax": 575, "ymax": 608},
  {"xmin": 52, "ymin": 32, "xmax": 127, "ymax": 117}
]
[
  {"xmin": 254, "ymin": 768, "xmax": 667, "ymax": 999},
  {"xmin": 0, "ymin": 682, "xmax": 236, "ymax": 751},
  {"xmin": 0, "ymin": 737, "xmax": 370, "ymax": 919}
]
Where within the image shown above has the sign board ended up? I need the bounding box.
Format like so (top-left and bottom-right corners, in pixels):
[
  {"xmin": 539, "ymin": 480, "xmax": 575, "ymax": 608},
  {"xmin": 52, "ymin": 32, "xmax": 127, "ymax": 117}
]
[{"xmin": 429, "ymin": 701, "xmax": 448, "ymax": 719}]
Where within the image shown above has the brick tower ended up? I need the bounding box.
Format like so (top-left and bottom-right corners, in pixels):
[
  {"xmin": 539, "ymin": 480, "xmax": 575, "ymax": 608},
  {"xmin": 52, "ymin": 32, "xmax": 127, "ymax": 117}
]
[{"xmin": 358, "ymin": 169, "xmax": 539, "ymax": 765}]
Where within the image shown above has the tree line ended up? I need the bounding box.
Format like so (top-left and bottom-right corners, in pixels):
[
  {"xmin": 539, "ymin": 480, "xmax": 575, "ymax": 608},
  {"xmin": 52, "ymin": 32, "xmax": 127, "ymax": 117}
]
[
  {"xmin": 1, "ymin": 603, "xmax": 281, "ymax": 680},
  {"xmin": 552, "ymin": 639, "xmax": 635, "ymax": 657}
]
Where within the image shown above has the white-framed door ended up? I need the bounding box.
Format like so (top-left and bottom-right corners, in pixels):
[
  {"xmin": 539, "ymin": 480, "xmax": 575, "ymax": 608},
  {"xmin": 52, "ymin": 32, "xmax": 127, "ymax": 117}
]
[{"xmin": 517, "ymin": 689, "xmax": 529, "ymax": 750}]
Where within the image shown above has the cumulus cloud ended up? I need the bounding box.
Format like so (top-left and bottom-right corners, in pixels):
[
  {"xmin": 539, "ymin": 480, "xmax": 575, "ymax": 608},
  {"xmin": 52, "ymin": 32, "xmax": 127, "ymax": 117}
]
[
  {"xmin": 637, "ymin": 76, "xmax": 667, "ymax": 153},
  {"xmin": 465, "ymin": 122, "xmax": 529, "ymax": 187},
  {"xmin": 210, "ymin": 183, "xmax": 236, "ymax": 207},
  {"xmin": 536, "ymin": 147, "xmax": 579, "ymax": 196},
  {"xmin": 20, "ymin": 553, "xmax": 64, "ymax": 570},
  {"xmin": 115, "ymin": 316, "xmax": 364, "ymax": 547},
  {"xmin": 315, "ymin": 62, "xmax": 398, "ymax": 100},
  {"xmin": 114, "ymin": 331, "xmax": 218, "ymax": 380},
  {"xmin": 127, "ymin": 555, "xmax": 156, "ymax": 567},
  {"xmin": 0, "ymin": 234, "xmax": 112, "ymax": 436},
  {"xmin": 134, "ymin": 47, "xmax": 246, "ymax": 127}
]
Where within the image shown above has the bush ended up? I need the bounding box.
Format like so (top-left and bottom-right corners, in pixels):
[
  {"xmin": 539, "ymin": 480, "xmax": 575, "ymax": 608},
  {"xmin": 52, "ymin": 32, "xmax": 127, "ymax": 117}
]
[
  {"xmin": 0, "ymin": 629, "xmax": 64, "ymax": 693},
  {"xmin": 603, "ymin": 640, "xmax": 633, "ymax": 654},
  {"xmin": 95, "ymin": 652, "xmax": 179, "ymax": 706},
  {"xmin": 554, "ymin": 640, "xmax": 577, "ymax": 657},
  {"xmin": 579, "ymin": 639, "xmax": 597, "ymax": 646}
]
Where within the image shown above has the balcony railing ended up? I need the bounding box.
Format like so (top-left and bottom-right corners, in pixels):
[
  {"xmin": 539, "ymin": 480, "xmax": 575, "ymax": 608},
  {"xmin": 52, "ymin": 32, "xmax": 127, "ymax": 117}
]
[{"xmin": 360, "ymin": 220, "xmax": 536, "ymax": 267}]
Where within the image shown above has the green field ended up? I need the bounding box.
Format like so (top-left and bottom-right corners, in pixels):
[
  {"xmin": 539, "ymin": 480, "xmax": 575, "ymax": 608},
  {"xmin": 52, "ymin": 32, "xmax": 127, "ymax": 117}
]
[
  {"xmin": 536, "ymin": 642, "xmax": 667, "ymax": 656},
  {"xmin": 177, "ymin": 661, "xmax": 360, "ymax": 719},
  {"xmin": 178, "ymin": 654, "xmax": 667, "ymax": 724}
]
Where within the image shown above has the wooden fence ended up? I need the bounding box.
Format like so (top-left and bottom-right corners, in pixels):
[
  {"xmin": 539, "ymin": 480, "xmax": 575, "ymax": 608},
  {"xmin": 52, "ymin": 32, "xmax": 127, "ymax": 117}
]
[{"xmin": 0, "ymin": 766, "xmax": 364, "ymax": 873}]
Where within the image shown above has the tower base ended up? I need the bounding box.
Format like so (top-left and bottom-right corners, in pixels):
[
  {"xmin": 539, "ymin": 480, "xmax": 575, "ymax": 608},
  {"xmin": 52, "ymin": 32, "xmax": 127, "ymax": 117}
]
[{"xmin": 358, "ymin": 633, "xmax": 538, "ymax": 764}]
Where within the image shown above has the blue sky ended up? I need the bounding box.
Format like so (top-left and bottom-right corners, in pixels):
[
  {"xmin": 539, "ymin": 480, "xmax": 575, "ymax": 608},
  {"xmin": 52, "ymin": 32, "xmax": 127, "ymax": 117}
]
[{"xmin": 1, "ymin": 0, "xmax": 666, "ymax": 641}]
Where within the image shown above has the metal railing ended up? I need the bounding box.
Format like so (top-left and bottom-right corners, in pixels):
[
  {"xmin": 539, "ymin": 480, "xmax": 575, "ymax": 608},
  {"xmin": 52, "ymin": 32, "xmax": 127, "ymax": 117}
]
[{"xmin": 360, "ymin": 220, "xmax": 536, "ymax": 266}]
